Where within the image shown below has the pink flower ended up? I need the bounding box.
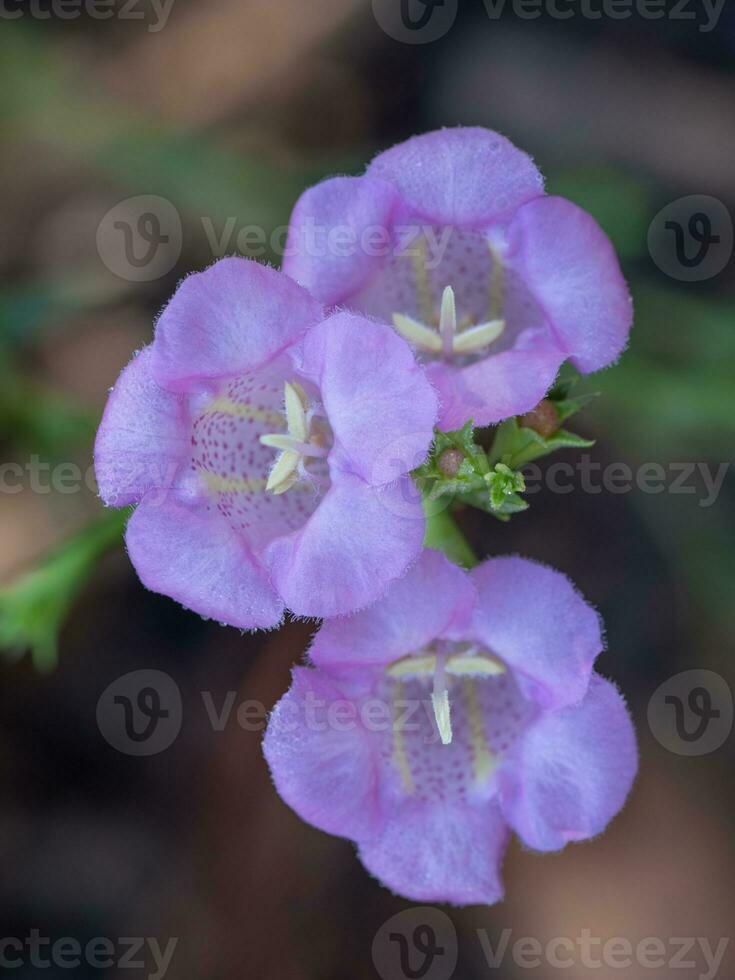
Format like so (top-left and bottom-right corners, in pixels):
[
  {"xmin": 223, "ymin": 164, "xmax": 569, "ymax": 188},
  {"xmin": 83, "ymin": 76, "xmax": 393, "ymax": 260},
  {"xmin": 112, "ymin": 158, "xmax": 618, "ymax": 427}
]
[
  {"xmin": 284, "ymin": 127, "xmax": 633, "ymax": 429},
  {"xmin": 95, "ymin": 259, "xmax": 437, "ymax": 627},
  {"xmin": 264, "ymin": 550, "xmax": 637, "ymax": 905}
]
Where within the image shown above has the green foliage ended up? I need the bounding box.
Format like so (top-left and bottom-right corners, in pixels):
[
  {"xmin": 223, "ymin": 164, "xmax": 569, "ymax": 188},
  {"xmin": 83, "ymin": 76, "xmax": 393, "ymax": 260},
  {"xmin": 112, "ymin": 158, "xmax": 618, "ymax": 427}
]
[{"xmin": 0, "ymin": 509, "xmax": 128, "ymax": 672}]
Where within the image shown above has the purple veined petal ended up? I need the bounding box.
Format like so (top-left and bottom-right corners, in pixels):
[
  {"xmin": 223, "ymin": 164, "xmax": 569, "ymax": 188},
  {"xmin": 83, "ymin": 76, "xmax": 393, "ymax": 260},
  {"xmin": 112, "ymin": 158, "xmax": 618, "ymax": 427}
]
[
  {"xmin": 283, "ymin": 175, "xmax": 400, "ymax": 307},
  {"xmin": 94, "ymin": 345, "xmax": 189, "ymax": 507},
  {"xmin": 507, "ymin": 196, "xmax": 633, "ymax": 373},
  {"xmin": 126, "ymin": 489, "xmax": 284, "ymax": 630},
  {"xmin": 497, "ymin": 674, "xmax": 638, "ymax": 852},
  {"xmin": 310, "ymin": 549, "xmax": 477, "ymax": 669},
  {"xmin": 470, "ymin": 557, "xmax": 603, "ymax": 710},
  {"xmin": 263, "ymin": 667, "xmax": 383, "ymax": 841},
  {"xmin": 151, "ymin": 258, "xmax": 323, "ymax": 390},
  {"xmin": 357, "ymin": 798, "xmax": 510, "ymax": 906},
  {"xmin": 295, "ymin": 312, "xmax": 437, "ymax": 486},
  {"xmin": 426, "ymin": 342, "xmax": 565, "ymax": 430},
  {"xmin": 367, "ymin": 127, "xmax": 545, "ymax": 227},
  {"xmin": 264, "ymin": 473, "xmax": 425, "ymax": 618}
]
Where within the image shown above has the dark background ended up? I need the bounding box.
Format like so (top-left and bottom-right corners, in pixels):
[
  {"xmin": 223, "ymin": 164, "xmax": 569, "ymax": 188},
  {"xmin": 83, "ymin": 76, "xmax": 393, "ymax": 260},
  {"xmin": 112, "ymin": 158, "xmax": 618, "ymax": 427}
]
[{"xmin": 1, "ymin": 1, "xmax": 734, "ymax": 977}]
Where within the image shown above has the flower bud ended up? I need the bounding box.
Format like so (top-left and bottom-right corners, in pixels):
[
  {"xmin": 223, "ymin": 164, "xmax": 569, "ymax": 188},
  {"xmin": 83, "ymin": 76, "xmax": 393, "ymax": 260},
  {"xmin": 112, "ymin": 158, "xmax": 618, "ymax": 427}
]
[
  {"xmin": 520, "ymin": 400, "xmax": 560, "ymax": 438},
  {"xmin": 437, "ymin": 448, "xmax": 464, "ymax": 477}
]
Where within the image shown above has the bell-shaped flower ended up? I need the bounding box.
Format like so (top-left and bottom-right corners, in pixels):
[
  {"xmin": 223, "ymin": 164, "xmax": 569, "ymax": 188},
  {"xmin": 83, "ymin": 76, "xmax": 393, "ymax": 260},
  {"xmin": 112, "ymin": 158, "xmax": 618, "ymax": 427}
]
[
  {"xmin": 95, "ymin": 259, "xmax": 437, "ymax": 627},
  {"xmin": 264, "ymin": 550, "xmax": 637, "ymax": 905},
  {"xmin": 284, "ymin": 127, "xmax": 633, "ymax": 429}
]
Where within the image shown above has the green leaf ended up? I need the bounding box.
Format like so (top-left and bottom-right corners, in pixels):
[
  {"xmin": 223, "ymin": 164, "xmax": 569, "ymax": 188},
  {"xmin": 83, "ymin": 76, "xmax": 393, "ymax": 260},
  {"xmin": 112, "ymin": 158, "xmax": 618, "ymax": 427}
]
[
  {"xmin": 489, "ymin": 418, "xmax": 595, "ymax": 469},
  {"xmin": 0, "ymin": 509, "xmax": 128, "ymax": 672}
]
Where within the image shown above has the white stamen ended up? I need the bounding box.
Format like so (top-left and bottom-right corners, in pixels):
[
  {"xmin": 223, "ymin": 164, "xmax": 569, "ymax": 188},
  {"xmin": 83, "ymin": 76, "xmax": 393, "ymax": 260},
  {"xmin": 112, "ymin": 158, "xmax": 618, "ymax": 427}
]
[
  {"xmin": 439, "ymin": 286, "xmax": 457, "ymax": 360},
  {"xmin": 284, "ymin": 382, "xmax": 308, "ymax": 441},
  {"xmin": 260, "ymin": 434, "xmax": 328, "ymax": 457},
  {"xmin": 261, "ymin": 382, "xmax": 328, "ymax": 495},
  {"xmin": 452, "ymin": 319, "xmax": 506, "ymax": 354},
  {"xmin": 392, "ymin": 313, "xmax": 442, "ymax": 352},
  {"xmin": 432, "ymin": 649, "xmax": 453, "ymax": 745},
  {"xmin": 265, "ymin": 449, "xmax": 300, "ymax": 494}
]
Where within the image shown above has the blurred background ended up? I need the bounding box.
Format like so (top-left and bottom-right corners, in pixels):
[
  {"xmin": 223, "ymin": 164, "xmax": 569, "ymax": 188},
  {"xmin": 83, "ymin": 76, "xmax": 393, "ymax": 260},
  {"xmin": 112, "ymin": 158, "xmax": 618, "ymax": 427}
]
[{"xmin": 1, "ymin": 1, "xmax": 734, "ymax": 977}]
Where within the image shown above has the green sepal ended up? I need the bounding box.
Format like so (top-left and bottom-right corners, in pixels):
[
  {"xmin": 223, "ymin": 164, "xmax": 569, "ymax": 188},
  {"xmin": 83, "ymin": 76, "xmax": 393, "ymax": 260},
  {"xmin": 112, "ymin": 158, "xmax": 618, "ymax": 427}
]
[{"xmin": 489, "ymin": 417, "xmax": 595, "ymax": 470}]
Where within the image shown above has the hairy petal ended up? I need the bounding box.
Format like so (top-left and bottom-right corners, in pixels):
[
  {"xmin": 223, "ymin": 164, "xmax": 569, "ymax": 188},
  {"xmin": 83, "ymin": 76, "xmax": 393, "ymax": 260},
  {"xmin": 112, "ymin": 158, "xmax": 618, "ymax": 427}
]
[
  {"xmin": 283, "ymin": 175, "xmax": 399, "ymax": 306},
  {"xmin": 152, "ymin": 258, "xmax": 323, "ymax": 389},
  {"xmin": 310, "ymin": 549, "xmax": 476, "ymax": 668},
  {"xmin": 471, "ymin": 557, "xmax": 602, "ymax": 709},
  {"xmin": 426, "ymin": 343, "xmax": 565, "ymax": 430},
  {"xmin": 126, "ymin": 491, "xmax": 283, "ymax": 629},
  {"xmin": 296, "ymin": 313, "xmax": 437, "ymax": 486},
  {"xmin": 263, "ymin": 667, "xmax": 382, "ymax": 840},
  {"xmin": 368, "ymin": 127, "xmax": 544, "ymax": 227},
  {"xmin": 264, "ymin": 475, "xmax": 425, "ymax": 618},
  {"xmin": 357, "ymin": 798, "xmax": 509, "ymax": 906},
  {"xmin": 498, "ymin": 674, "xmax": 638, "ymax": 851},
  {"xmin": 95, "ymin": 345, "xmax": 188, "ymax": 507},
  {"xmin": 507, "ymin": 196, "xmax": 633, "ymax": 373}
]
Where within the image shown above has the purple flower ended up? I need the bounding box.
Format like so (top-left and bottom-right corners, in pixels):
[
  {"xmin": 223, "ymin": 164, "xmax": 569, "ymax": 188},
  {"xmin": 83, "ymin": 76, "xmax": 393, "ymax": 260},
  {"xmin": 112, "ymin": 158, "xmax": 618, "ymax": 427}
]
[
  {"xmin": 264, "ymin": 550, "xmax": 637, "ymax": 906},
  {"xmin": 95, "ymin": 258, "xmax": 437, "ymax": 627},
  {"xmin": 283, "ymin": 127, "xmax": 633, "ymax": 429}
]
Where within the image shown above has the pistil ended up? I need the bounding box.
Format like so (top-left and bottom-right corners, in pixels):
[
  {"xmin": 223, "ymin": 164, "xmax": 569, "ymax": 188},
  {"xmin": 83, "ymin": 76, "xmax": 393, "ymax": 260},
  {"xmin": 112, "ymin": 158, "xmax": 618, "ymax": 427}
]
[{"xmin": 392, "ymin": 284, "xmax": 506, "ymax": 359}]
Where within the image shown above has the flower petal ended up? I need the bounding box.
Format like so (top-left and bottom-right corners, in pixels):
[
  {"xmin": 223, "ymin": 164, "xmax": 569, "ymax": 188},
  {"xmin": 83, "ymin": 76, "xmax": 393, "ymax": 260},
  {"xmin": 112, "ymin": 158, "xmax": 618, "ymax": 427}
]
[
  {"xmin": 426, "ymin": 342, "xmax": 565, "ymax": 430},
  {"xmin": 126, "ymin": 490, "xmax": 283, "ymax": 630},
  {"xmin": 283, "ymin": 175, "xmax": 399, "ymax": 306},
  {"xmin": 263, "ymin": 666, "xmax": 382, "ymax": 840},
  {"xmin": 357, "ymin": 798, "xmax": 509, "ymax": 906},
  {"xmin": 471, "ymin": 557, "xmax": 602, "ymax": 710},
  {"xmin": 367, "ymin": 127, "xmax": 544, "ymax": 227},
  {"xmin": 498, "ymin": 674, "xmax": 638, "ymax": 851},
  {"xmin": 507, "ymin": 196, "xmax": 633, "ymax": 373},
  {"xmin": 310, "ymin": 549, "xmax": 476, "ymax": 668},
  {"xmin": 296, "ymin": 313, "xmax": 437, "ymax": 485},
  {"xmin": 151, "ymin": 258, "xmax": 323, "ymax": 389},
  {"xmin": 94, "ymin": 346, "xmax": 188, "ymax": 507},
  {"xmin": 264, "ymin": 474, "xmax": 425, "ymax": 618}
]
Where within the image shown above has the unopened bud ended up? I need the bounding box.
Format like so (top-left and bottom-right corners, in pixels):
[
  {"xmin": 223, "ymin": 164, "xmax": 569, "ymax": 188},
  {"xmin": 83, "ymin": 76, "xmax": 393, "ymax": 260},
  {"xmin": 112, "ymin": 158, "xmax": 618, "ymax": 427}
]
[
  {"xmin": 520, "ymin": 399, "xmax": 560, "ymax": 438},
  {"xmin": 437, "ymin": 448, "xmax": 464, "ymax": 477}
]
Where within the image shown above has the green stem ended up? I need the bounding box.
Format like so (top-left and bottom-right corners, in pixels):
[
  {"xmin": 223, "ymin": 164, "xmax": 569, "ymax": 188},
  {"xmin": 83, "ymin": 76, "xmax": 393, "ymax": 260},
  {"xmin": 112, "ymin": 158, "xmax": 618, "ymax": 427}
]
[{"xmin": 423, "ymin": 504, "xmax": 479, "ymax": 569}]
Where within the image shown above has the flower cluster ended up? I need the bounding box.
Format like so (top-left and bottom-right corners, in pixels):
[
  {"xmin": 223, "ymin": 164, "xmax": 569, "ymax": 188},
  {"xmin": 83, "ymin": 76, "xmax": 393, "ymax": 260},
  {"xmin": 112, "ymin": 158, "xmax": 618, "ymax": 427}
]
[{"xmin": 96, "ymin": 127, "xmax": 637, "ymax": 906}]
